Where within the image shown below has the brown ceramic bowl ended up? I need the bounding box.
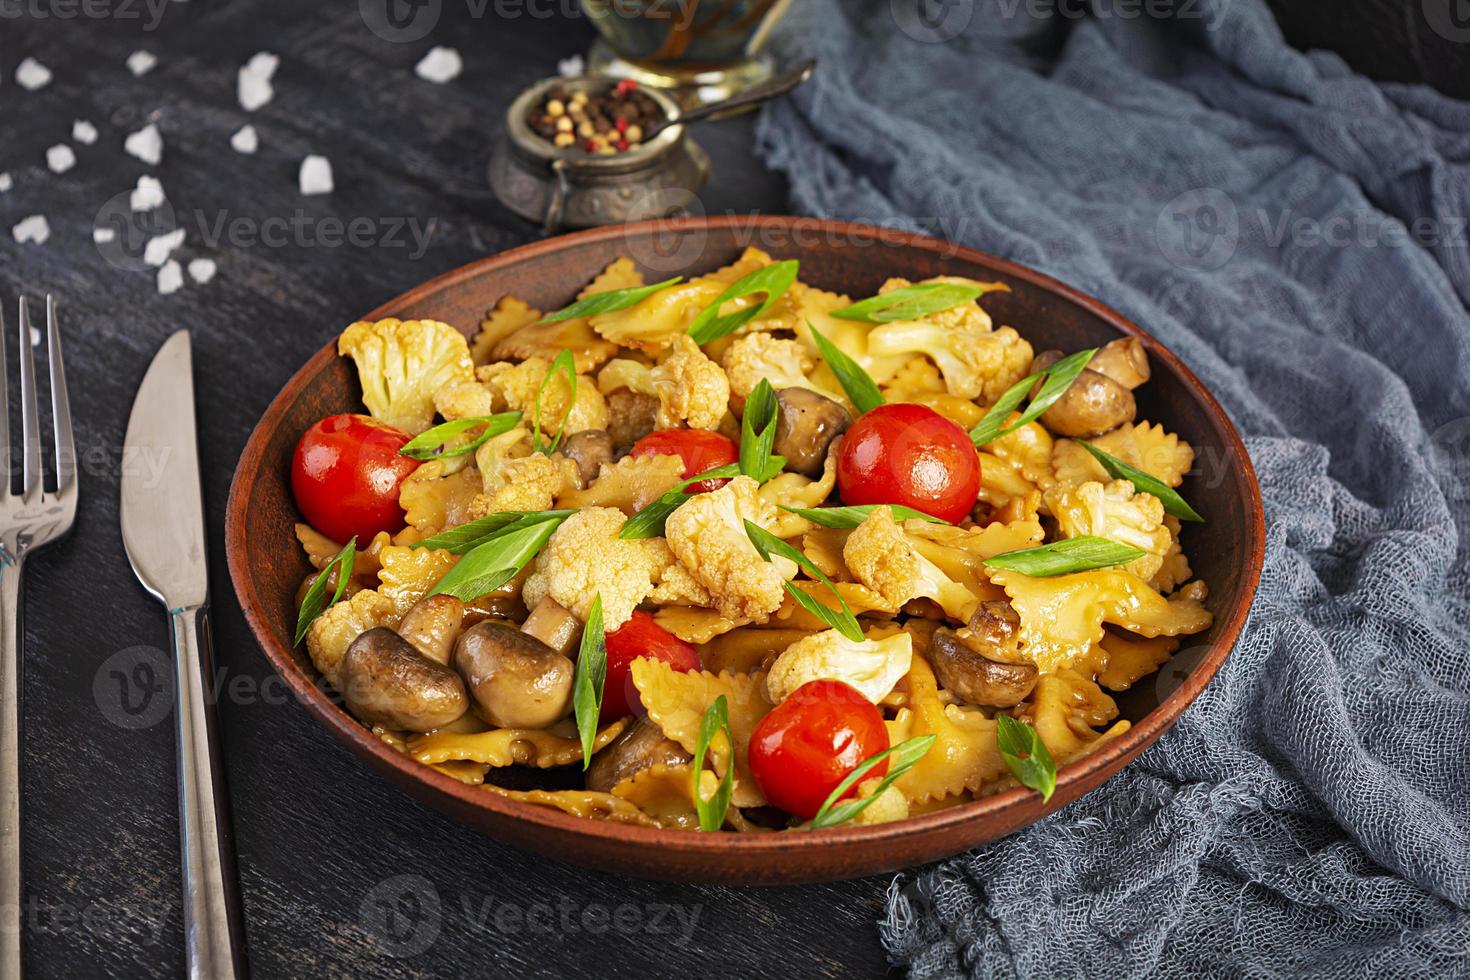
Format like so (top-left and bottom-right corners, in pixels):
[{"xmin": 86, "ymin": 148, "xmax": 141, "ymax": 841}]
[{"xmin": 225, "ymin": 216, "xmax": 1263, "ymax": 884}]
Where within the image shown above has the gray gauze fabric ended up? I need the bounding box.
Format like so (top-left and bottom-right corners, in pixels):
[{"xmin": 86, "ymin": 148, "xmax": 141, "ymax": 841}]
[{"xmin": 754, "ymin": 0, "xmax": 1470, "ymax": 975}]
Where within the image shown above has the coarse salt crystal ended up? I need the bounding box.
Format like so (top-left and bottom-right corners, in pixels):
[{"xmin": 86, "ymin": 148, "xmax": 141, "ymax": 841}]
[
  {"xmin": 125, "ymin": 122, "xmax": 163, "ymax": 165},
  {"xmin": 131, "ymin": 175, "xmax": 165, "ymax": 211},
  {"xmin": 72, "ymin": 120, "xmax": 98, "ymax": 144},
  {"xmin": 0, "ymin": 173, "xmax": 13, "ymax": 193},
  {"xmin": 238, "ymin": 51, "xmax": 279, "ymax": 111},
  {"xmin": 558, "ymin": 55, "xmax": 584, "ymax": 78},
  {"xmin": 144, "ymin": 228, "xmax": 186, "ymax": 267},
  {"xmin": 158, "ymin": 260, "xmax": 184, "ymax": 295},
  {"xmin": 126, "ymin": 50, "xmax": 157, "ymax": 76},
  {"xmin": 414, "ymin": 46, "xmax": 462, "ymax": 84},
  {"xmin": 46, "ymin": 144, "xmax": 76, "ymax": 174},
  {"xmin": 230, "ymin": 124, "xmax": 258, "ymax": 154},
  {"xmin": 188, "ymin": 258, "xmax": 217, "ymax": 284},
  {"xmin": 16, "ymin": 58, "xmax": 52, "ymax": 91},
  {"xmin": 13, "ymin": 216, "xmax": 50, "ymax": 245},
  {"xmin": 299, "ymin": 155, "xmax": 333, "ymax": 195},
  {"xmin": 94, "ymin": 226, "xmax": 116, "ymax": 244}
]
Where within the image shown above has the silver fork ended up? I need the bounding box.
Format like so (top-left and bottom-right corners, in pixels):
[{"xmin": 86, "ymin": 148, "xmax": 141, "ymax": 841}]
[{"xmin": 0, "ymin": 297, "xmax": 78, "ymax": 979}]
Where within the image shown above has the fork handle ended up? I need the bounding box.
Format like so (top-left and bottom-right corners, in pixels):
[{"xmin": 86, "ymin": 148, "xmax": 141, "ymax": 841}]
[
  {"xmin": 170, "ymin": 605, "xmax": 248, "ymax": 980},
  {"xmin": 1, "ymin": 559, "xmax": 24, "ymax": 979}
]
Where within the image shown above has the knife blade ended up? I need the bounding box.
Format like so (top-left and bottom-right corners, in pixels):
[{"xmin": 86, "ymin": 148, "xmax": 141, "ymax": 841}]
[
  {"xmin": 122, "ymin": 330, "xmax": 248, "ymax": 979},
  {"xmin": 122, "ymin": 329, "xmax": 207, "ymax": 609}
]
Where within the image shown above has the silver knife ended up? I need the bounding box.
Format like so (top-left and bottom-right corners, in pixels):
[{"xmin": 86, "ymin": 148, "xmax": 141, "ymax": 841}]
[{"xmin": 121, "ymin": 331, "xmax": 248, "ymax": 980}]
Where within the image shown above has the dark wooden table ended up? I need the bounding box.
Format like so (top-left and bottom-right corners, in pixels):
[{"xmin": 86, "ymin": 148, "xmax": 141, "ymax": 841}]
[{"xmin": 0, "ymin": 4, "xmax": 896, "ymax": 977}]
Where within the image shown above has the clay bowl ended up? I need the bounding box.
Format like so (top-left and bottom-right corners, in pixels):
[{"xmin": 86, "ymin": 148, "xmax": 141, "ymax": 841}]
[{"xmin": 226, "ymin": 215, "xmax": 1263, "ymax": 884}]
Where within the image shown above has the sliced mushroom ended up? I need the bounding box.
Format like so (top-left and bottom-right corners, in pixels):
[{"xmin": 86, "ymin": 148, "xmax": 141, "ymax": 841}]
[
  {"xmin": 396, "ymin": 594, "xmax": 464, "ymax": 665},
  {"xmin": 585, "ymin": 716, "xmax": 693, "ymax": 794},
  {"xmin": 559, "ymin": 429, "xmax": 615, "ymax": 486},
  {"xmin": 606, "ymin": 389, "xmax": 659, "ymax": 451},
  {"xmin": 521, "ymin": 596, "xmax": 582, "ymax": 657},
  {"xmin": 772, "ymin": 388, "xmax": 851, "ymax": 477},
  {"xmin": 1088, "ymin": 337, "xmax": 1150, "ymax": 390},
  {"xmin": 340, "ymin": 628, "xmax": 469, "ymax": 731},
  {"xmin": 929, "ymin": 603, "xmax": 1038, "ymax": 707},
  {"xmin": 453, "ymin": 622, "xmax": 574, "ymax": 729},
  {"xmin": 1030, "ymin": 350, "xmax": 1135, "ymax": 438}
]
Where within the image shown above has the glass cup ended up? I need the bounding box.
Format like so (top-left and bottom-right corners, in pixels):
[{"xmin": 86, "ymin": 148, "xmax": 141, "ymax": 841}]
[{"xmin": 581, "ymin": 0, "xmax": 793, "ymax": 107}]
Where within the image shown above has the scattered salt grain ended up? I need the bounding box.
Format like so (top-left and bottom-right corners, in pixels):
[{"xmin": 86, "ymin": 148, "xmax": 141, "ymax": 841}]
[
  {"xmin": 72, "ymin": 120, "xmax": 98, "ymax": 145},
  {"xmin": 0, "ymin": 173, "xmax": 12, "ymax": 193},
  {"xmin": 299, "ymin": 155, "xmax": 333, "ymax": 196},
  {"xmin": 237, "ymin": 52, "xmax": 279, "ymax": 112},
  {"xmin": 93, "ymin": 226, "xmax": 116, "ymax": 244},
  {"xmin": 157, "ymin": 260, "xmax": 184, "ymax": 295},
  {"xmin": 29, "ymin": 328, "xmax": 41, "ymax": 348},
  {"xmin": 126, "ymin": 50, "xmax": 157, "ymax": 77},
  {"xmin": 16, "ymin": 58, "xmax": 52, "ymax": 91},
  {"xmin": 46, "ymin": 144, "xmax": 76, "ymax": 174},
  {"xmin": 188, "ymin": 258, "xmax": 217, "ymax": 284},
  {"xmin": 131, "ymin": 175, "xmax": 165, "ymax": 211},
  {"xmin": 414, "ymin": 46, "xmax": 462, "ymax": 84},
  {"xmin": 125, "ymin": 122, "xmax": 163, "ymax": 165},
  {"xmin": 144, "ymin": 228, "xmax": 186, "ymax": 267},
  {"xmin": 230, "ymin": 124, "xmax": 258, "ymax": 154},
  {"xmin": 13, "ymin": 216, "xmax": 51, "ymax": 245},
  {"xmin": 558, "ymin": 55, "xmax": 584, "ymax": 78}
]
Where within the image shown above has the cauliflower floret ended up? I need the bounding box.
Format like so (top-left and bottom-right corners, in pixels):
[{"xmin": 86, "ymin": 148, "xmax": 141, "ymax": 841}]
[
  {"xmin": 645, "ymin": 539, "xmax": 715, "ymax": 606},
  {"xmin": 520, "ymin": 508, "xmax": 666, "ymax": 629},
  {"xmin": 866, "ymin": 312, "xmax": 1032, "ymax": 402},
  {"xmin": 766, "ymin": 628, "xmax": 913, "ymax": 705},
  {"xmin": 648, "ymin": 334, "xmax": 730, "ymax": 431},
  {"xmin": 432, "ymin": 379, "xmax": 495, "ymax": 421},
  {"xmin": 843, "ymin": 507, "xmax": 978, "ymax": 621},
  {"xmin": 305, "ymin": 588, "xmax": 397, "ymax": 687},
  {"xmin": 597, "ymin": 357, "xmax": 657, "ymax": 397},
  {"xmin": 472, "ymin": 453, "xmax": 575, "ymax": 515},
  {"xmin": 477, "ymin": 357, "xmax": 607, "ymax": 437},
  {"xmin": 663, "ymin": 476, "xmax": 796, "ymax": 622},
  {"xmin": 1043, "ymin": 479, "xmax": 1173, "ymax": 581},
  {"xmin": 849, "ymin": 775, "xmax": 911, "ymax": 826},
  {"xmin": 338, "ymin": 318, "xmax": 475, "ymax": 435},
  {"xmin": 719, "ymin": 333, "xmax": 846, "ymax": 408}
]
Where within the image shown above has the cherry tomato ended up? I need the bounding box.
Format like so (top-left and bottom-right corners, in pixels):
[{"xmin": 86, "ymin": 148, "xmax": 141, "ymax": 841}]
[
  {"xmin": 601, "ymin": 611, "xmax": 701, "ymax": 723},
  {"xmin": 630, "ymin": 430, "xmax": 737, "ymax": 493},
  {"xmin": 291, "ymin": 413, "xmax": 420, "ymax": 544},
  {"xmin": 835, "ymin": 403, "xmax": 980, "ymax": 524},
  {"xmin": 748, "ymin": 679, "xmax": 890, "ymax": 820}
]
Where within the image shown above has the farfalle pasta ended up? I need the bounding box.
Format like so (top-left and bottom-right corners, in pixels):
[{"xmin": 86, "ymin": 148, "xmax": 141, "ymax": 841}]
[{"xmin": 286, "ymin": 251, "xmax": 1215, "ymax": 832}]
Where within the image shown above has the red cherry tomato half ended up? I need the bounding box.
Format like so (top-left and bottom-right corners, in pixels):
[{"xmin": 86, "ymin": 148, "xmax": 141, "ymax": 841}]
[
  {"xmin": 630, "ymin": 429, "xmax": 738, "ymax": 493},
  {"xmin": 748, "ymin": 679, "xmax": 890, "ymax": 820},
  {"xmin": 835, "ymin": 403, "xmax": 980, "ymax": 524},
  {"xmin": 291, "ymin": 413, "xmax": 420, "ymax": 545},
  {"xmin": 601, "ymin": 611, "xmax": 701, "ymax": 723}
]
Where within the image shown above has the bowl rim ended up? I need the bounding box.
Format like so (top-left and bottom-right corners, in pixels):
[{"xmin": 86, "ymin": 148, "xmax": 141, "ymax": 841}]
[{"xmin": 225, "ymin": 214, "xmax": 1264, "ymax": 865}]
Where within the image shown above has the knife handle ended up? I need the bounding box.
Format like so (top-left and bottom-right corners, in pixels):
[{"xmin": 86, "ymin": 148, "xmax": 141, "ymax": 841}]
[{"xmin": 169, "ymin": 605, "xmax": 248, "ymax": 980}]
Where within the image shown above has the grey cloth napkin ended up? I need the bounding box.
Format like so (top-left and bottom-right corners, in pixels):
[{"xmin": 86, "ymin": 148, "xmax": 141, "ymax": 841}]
[{"xmin": 755, "ymin": 0, "xmax": 1470, "ymax": 975}]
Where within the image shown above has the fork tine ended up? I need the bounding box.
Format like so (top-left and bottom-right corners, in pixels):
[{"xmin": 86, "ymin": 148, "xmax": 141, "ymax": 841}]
[
  {"xmin": 46, "ymin": 297, "xmax": 74, "ymax": 493},
  {"xmin": 0, "ymin": 303, "xmax": 8, "ymax": 491},
  {"xmin": 16, "ymin": 299, "xmax": 41, "ymax": 500}
]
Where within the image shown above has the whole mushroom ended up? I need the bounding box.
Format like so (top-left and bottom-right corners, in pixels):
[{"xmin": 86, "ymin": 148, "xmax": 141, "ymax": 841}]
[
  {"xmin": 772, "ymin": 388, "xmax": 851, "ymax": 477},
  {"xmin": 395, "ymin": 594, "xmax": 464, "ymax": 665},
  {"xmin": 1030, "ymin": 350, "xmax": 1136, "ymax": 438},
  {"xmin": 339, "ymin": 627, "xmax": 470, "ymax": 731},
  {"xmin": 453, "ymin": 621, "xmax": 574, "ymax": 729},
  {"xmin": 559, "ymin": 429, "xmax": 615, "ymax": 486}
]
